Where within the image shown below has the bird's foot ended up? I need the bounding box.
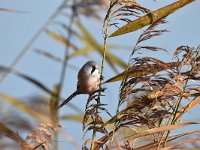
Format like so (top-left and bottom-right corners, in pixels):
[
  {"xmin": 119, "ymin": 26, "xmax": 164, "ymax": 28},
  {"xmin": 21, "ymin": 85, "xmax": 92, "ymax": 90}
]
[
  {"xmin": 94, "ymin": 88, "xmax": 106, "ymax": 93},
  {"xmin": 100, "ymin": 75, "xmax": 105, "ymax": 80}
]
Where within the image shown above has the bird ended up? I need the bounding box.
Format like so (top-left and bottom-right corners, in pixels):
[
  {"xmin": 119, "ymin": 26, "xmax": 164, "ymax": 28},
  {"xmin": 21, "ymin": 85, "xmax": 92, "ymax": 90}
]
[{"xmin": 57, "ymin": 61, "xmax": 100, "ymax": 109}]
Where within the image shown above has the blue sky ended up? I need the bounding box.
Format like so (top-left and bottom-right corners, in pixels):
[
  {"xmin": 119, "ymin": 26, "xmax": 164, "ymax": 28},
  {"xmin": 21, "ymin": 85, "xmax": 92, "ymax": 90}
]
[{"xmin": 0, "ymin": 0, "xmax": 200, "ymax": 149}]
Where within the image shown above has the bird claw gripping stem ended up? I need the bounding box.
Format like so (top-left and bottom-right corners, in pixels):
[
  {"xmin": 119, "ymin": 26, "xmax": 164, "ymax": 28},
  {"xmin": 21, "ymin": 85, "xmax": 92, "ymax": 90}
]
[
  {"xmin": 100, "ymin": 75, "xmax": 105, "ymax": 80},
  {"xmin": 94, "ymin": 87, "xmax": 107, "ymax": 94}
]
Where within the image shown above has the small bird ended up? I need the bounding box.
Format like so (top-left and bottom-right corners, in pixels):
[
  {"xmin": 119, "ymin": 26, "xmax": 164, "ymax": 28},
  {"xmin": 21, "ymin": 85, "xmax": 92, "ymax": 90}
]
[{"xmin": 58, "ymin": 61, "xmax": 100, "ymax": 109}]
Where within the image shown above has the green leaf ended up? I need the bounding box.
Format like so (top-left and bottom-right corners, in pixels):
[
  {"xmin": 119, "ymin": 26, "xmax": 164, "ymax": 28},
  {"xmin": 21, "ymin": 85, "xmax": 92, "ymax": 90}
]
[
  {"xmin": 0, "ymin": 92, "xmax": 48, "ymax": 123},
  {"xmin": 110, "ymin": 0, "xmax": 195, "ymax": 37}
]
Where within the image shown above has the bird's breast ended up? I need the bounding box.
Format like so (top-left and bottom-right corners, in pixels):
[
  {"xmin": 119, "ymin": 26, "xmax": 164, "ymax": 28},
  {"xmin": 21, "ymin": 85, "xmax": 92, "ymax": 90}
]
[{"xmin": 77, "ymin": 75, "xmax": 99, "ymax": 94}]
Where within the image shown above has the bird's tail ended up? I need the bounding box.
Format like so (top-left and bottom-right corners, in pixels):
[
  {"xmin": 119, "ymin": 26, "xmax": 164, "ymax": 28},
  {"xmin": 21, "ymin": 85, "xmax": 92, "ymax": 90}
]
[{"xmin": 57, "ymin": 90, "xmax": 80, "ymax": 109}]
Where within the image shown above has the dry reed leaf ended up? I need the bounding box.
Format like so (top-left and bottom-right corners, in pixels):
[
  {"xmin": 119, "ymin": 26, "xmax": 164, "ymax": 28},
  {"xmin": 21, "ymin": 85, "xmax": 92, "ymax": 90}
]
[
  {"xmin": 105, "ymin": 61, "xmax": 179, "ymax": 83},
  {"xmin": 161, "ymin": 137, "xmax": 200, "ymax": 150},
  {"xmin": 46, "ymin": 30, "xmax": 77, "ymax": 50},
  {"xmin": 93, "ymin": 131, "xmax": 114, "ymax": 149},
  {"xmin": 0, "ymin": 92, "xmax": 48, "ymax": 123},
  {"xmin": 129, "ymin": 130, "xmax": 200, "ymax": 150},
  {"xmin": 114, "ymin": 138, "xmax": 123, "ymax": 150},
  {"xmin": 49, "ymin": 85, "xmax": 60, "ymax": 126},
  {"xmin": 0, "ymin": 122, "xmax": 23, "ymax": 144},
  {"xmin": 176, "ymin": 96, "xmax": 200, "ymax": 119},
  {"xmin": 122, "ymin": 122, "xmax": 198, "ymax": 141},
  {"xmin": 0, "ymin": 7, "xmax": 27, "ymax": 13},
  {"xmin": 0, "ymin": 65, "xmax": 53, "ymax": 95}
]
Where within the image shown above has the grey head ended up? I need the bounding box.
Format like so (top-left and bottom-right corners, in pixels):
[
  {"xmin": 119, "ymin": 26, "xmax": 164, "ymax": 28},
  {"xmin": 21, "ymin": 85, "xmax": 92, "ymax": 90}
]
[{"xmin": 80, "ymin": 61, "xmax": 99, "ymax": 75}]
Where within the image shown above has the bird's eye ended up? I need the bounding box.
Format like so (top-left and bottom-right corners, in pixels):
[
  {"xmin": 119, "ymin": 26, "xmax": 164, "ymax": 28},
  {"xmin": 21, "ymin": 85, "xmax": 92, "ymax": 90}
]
[{"xmin": 91, "ymin": 66, "xmax": 96, "ymax": 74}]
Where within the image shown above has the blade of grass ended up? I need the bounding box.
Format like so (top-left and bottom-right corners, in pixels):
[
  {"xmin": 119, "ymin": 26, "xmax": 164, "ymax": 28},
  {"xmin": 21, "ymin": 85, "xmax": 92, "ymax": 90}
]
[
  {"xmin": 69, "ymin": 44, "xmax": 131, "ymax": 58},
  {"xmin": 110, "ymin": 0, "xmax": 195, "ymax": 37},
  {"xmin": 0, "ymin": 92, "xmax": 48, "ymax": 123},
  {"xmin": 75, "ymin": 21, "xmax": 127, "ymax": 71},
  {"xmin": 60, "ymin": 114, "xmax": 110, "ymax": 128},
  {"xmin": 0, "ymin": 122, "xmax": 23, "ymax": 143},
  {"xmin": 0, "ymin": 65, "xmax": 53, "ymax": 95},
  {"xmin": 49, "ymin": 85, "xmax": 60, "ymax": 126},
  {"xmin": 0, "ymin": 8, "xmax": 27, "ymax": 13},
  {"xmin": 46, "ymin": 30, "xmax": 77, "ymax": 50},
  {"xmin": 34, "ymin": 49, "xmax": 81, "ymax": 72},
  {"xmin": 60, "ymin": 114, "xmax": 84, "ymax": 122},
  {"xmin": 68, "ymin": 46, "xmax": 94, "ymax": 58}
]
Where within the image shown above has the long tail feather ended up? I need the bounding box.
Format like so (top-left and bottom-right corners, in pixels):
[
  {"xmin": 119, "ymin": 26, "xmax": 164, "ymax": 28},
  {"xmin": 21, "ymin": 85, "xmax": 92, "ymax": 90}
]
[{"xmin": 57, "ymin": 90, "xmax": 80, "ymax": 109}]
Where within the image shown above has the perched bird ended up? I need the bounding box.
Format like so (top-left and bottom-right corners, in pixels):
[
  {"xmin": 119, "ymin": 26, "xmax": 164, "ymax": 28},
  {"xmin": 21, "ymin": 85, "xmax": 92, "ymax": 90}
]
[{"xmin": 58, "ymin": 61, "xmax": 100, "ymax": 109}]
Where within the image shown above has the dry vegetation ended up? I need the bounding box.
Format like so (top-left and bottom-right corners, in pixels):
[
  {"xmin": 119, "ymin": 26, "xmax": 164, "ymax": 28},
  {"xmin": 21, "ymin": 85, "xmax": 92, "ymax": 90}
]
[{"xmin": 0, "ymin": 0, "xmax": 199, "ymax": 150}]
